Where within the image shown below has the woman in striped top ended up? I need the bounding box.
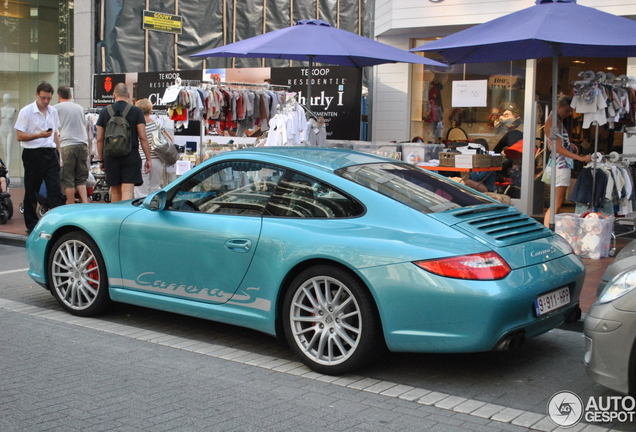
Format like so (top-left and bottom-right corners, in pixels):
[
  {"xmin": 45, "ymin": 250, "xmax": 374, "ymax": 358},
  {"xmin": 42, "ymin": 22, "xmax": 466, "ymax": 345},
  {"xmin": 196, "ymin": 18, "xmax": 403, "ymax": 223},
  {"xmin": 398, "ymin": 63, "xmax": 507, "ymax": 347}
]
[{"xmin": 134, "ymin": 98, "xmax": 172, "ymax": 198}]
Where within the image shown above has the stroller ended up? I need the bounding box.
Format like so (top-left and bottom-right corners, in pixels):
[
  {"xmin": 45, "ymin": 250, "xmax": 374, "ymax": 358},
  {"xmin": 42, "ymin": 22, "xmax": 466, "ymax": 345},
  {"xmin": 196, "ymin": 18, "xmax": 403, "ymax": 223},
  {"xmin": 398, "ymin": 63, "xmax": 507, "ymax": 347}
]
[
  {"xmin": 90, "ymin": 162, "xmax": 110, "ymax": 202},
  {"xmin": 19, "ymin": 181, "xmax": 50, "ymax": 219},
  {"xmin": 0, "ymin": 158, "xmax": 12, "ymax": 224}
]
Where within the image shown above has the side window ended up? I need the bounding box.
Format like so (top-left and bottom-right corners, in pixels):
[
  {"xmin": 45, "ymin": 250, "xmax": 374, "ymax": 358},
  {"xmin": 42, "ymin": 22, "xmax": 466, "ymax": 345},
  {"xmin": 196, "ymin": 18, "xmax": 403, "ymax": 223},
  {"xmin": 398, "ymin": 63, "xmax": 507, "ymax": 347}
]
[
  {"xmin": 265, "ymin": 171, "xmax": 363, "ymax": 218},
  {"xmin": 168, "ymin": 161, "xmax": 284, "ymax": 216}
]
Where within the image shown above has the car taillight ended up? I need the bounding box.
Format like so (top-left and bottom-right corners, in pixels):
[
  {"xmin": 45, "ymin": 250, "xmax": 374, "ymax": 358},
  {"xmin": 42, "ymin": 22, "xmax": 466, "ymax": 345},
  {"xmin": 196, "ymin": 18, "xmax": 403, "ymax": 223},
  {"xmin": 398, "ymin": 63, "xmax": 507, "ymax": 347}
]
[{"xmin": 414, "ymin": 251, "xmax": 511, "ymax": 280}]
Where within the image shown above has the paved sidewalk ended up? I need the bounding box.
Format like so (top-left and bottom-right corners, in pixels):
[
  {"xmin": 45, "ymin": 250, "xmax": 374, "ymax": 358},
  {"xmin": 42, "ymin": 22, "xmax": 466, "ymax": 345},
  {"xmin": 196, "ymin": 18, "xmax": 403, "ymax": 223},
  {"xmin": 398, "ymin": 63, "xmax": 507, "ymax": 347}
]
[
  {"xmin": 0, "ymin": 244, "xmax": 631, "ymax": 432},
  {"xmin": 0, "ymin": 306, "xmax": 553, "ymax": 432}
]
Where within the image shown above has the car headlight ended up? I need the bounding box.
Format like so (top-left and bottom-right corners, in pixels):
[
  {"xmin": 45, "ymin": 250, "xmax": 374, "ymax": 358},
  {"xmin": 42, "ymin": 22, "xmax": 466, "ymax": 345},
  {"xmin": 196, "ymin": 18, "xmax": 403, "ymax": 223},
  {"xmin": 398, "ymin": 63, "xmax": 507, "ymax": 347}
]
[{"xmin": 598, "ymin": 269, "xmax": 636, "ymax": 304}]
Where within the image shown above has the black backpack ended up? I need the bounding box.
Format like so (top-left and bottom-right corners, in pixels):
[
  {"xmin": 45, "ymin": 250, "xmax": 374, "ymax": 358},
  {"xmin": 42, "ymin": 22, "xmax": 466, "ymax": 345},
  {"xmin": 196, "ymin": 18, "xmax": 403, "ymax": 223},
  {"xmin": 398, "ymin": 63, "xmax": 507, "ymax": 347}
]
[{"xmin": 104, "ymin": 104, "xmax": 133, "ymax": 157}]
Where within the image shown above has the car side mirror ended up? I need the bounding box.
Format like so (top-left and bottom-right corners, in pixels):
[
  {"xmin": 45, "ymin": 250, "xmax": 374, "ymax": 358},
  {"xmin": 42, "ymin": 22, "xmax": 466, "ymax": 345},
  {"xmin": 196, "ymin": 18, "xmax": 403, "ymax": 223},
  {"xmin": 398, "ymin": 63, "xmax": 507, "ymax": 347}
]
[{"xmin": 142, "ymin": 190, "xmax": 167, "ymax": 211}]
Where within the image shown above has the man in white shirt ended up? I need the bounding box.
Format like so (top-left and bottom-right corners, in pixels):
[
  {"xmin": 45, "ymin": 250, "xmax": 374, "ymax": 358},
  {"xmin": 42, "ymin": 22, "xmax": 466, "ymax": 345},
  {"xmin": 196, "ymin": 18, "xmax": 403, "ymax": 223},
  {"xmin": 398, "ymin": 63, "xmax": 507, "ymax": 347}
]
[{"xmin": 14, "ymin": 82, "xmax": 66, "ymax": 234}]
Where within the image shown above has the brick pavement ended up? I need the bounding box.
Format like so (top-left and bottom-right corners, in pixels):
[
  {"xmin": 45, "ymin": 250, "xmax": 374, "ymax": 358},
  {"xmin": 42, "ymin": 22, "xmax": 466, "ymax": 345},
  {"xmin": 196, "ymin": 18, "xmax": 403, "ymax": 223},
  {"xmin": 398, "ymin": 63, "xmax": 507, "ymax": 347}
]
[{"xmin": 1, "ymin": 244, "xmax": 632, "ymax": 431}]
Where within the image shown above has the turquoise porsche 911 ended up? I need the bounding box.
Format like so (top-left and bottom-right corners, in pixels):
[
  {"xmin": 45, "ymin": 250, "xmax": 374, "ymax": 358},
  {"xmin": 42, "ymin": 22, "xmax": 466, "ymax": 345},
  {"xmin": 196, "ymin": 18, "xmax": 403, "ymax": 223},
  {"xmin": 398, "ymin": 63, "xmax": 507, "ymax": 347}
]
[{"xmin": 26, "ymin": 147, "xmax": 585, "ymax": 375}]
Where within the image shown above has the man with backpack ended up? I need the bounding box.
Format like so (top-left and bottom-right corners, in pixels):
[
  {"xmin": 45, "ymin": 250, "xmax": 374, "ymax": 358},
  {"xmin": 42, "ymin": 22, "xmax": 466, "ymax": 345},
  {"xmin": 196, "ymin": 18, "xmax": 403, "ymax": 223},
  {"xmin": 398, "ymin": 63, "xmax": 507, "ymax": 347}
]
[{"xmin": 96, "ymin": 83, "xmax": 151, "ymax": 202}]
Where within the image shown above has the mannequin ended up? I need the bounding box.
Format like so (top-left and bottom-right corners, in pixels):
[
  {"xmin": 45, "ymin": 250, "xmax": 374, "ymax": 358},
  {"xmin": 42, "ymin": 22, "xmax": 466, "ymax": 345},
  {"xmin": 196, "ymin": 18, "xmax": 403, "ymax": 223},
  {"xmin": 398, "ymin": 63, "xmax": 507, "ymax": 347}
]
[{"xmin": 0, "ymin": 93, "xmax": 16, "ymax": 171}]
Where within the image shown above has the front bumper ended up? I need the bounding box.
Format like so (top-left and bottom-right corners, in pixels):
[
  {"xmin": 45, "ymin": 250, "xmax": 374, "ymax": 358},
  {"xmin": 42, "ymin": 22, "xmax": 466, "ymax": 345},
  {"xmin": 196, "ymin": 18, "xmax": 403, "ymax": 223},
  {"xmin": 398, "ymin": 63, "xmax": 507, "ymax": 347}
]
[{"xmin": 584, "ymin": 303, "xmax": 636, "ymax": 395}]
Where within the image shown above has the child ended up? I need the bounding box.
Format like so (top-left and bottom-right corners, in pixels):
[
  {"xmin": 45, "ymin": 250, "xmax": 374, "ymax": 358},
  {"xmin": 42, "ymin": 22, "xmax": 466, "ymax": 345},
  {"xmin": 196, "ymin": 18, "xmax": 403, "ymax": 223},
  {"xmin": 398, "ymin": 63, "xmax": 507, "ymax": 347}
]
[{"xmin": 0, "ymin": 157, "xmax": 9, "ymax": 198}]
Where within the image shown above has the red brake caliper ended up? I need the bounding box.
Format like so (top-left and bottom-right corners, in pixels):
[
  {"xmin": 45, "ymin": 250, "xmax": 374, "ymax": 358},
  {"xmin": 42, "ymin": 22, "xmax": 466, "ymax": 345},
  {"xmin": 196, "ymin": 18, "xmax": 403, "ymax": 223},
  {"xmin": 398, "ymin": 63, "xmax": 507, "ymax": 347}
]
[{"xmin": 86, "ymin": 259, "xmax": 99, "ymax": 289}]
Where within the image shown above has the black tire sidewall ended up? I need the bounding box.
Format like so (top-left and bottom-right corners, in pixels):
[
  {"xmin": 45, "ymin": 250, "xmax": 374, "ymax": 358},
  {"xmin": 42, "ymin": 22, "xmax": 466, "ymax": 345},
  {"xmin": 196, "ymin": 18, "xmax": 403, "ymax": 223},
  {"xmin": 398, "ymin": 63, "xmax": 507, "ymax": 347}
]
[
  {"xmin": 282, "ymin": 265, "xmax": 381, "ymax": 375},
  {"xmin": 47, "ymin": 232, "xmax": 111, "ymax": 317},
  {"xmin": 5, "ymin": 197, "xmax": 13, "ymax": 219}
]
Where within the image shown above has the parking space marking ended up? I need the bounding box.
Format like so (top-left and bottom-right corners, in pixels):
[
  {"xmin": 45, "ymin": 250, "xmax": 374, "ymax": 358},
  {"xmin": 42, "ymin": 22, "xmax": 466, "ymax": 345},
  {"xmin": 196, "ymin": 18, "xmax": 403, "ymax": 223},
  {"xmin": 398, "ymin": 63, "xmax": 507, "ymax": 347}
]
[
  {"xmin": 0, "ymin": 297, "xmax": 610, "ymax": 432},
  {"xmin": 0, "ymin": 268, "xmax": 29, "ymax": 275}
]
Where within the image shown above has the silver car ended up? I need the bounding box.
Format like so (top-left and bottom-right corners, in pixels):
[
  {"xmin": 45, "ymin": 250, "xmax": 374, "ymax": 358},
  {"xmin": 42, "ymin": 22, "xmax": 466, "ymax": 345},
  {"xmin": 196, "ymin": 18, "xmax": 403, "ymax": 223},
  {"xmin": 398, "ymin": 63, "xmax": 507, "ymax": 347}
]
[{"xmin": 584, "ymin": 238, "xmax": 636, "ymax": 395}]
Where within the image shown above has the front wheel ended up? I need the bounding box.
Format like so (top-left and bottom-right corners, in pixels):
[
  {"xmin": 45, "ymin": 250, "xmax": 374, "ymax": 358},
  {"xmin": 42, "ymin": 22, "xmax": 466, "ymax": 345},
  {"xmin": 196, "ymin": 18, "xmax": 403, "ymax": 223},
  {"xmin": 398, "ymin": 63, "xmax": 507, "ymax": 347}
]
[
  {"xmin": 282, "ymin": 265, "xmax": 381, "ymax": 375},
  {"xmin": 47, "ymin": 232, "xmax": 112, "ymax": 316}
]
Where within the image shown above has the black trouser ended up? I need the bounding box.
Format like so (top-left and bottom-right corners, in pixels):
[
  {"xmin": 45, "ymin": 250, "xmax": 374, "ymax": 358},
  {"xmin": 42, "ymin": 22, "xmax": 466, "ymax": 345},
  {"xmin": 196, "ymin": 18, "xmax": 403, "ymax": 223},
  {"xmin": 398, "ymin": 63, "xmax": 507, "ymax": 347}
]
[{"xmin": 22, "ymin": 148, "xmax": 65, "ymax": 231}]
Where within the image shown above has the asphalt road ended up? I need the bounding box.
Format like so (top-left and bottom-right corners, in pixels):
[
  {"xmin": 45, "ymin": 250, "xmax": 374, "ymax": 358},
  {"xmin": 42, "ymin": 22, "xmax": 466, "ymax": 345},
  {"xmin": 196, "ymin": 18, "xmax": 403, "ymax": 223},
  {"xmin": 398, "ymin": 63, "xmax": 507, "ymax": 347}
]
[{"xmin": 0, "ymin": 243, "xmax": 631, "ymax": 431}]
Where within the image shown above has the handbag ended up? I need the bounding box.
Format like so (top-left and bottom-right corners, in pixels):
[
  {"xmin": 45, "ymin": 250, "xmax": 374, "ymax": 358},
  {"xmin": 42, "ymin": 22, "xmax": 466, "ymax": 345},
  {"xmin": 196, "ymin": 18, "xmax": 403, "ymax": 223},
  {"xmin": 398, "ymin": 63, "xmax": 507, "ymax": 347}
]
[{"xmin": 151, "ymin": 123, "xmax": 179, "ymax": 166}]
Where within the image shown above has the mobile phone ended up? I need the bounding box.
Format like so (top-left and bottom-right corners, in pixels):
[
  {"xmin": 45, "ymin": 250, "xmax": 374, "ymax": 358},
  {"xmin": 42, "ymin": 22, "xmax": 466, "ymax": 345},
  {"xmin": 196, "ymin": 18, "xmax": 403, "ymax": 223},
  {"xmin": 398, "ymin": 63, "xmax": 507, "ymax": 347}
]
[{"xmin": 47, "ymin": 128, "xmax": 52, "ymax": 132}]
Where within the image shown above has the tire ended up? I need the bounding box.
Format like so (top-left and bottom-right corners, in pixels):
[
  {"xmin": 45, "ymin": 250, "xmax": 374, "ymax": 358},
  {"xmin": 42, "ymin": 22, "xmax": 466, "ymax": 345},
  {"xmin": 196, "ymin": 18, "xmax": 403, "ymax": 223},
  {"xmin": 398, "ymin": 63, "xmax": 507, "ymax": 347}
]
[
  {"xmin": 5, "ymin": 197, "xmax": 12, "ymax": 219},
  {"xmin": 37, "ymin": 204, "xmax": 49, "ymax": 219},
  {"xmin": 282, "ymin": 265, "xmax": 381, "ymax": 375},
  {"xmin": 104, "ymin": 192, "xmax": 111, "ymax": 203},
  {"xmin": 93, "ymin": 192, "xmax": 101, "ymax": 201},
  {"xmin": 19, "ymin": 201, "xmax": 24, "ymax": 214},
  {"xmin": 0, "ymin": 210, "xmax": 7, "ymax": 224},
  {"xmin": 47, "ymin": 232, "xmax": 111, "ymax": 316}
]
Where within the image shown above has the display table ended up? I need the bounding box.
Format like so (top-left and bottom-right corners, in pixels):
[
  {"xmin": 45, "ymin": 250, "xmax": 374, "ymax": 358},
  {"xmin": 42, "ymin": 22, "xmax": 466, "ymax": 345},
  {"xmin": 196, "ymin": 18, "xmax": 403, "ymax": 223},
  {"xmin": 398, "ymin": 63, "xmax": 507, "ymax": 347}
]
[{"xmin": 417, "ymin": 165, "xmax": 502, "ymax": 180}]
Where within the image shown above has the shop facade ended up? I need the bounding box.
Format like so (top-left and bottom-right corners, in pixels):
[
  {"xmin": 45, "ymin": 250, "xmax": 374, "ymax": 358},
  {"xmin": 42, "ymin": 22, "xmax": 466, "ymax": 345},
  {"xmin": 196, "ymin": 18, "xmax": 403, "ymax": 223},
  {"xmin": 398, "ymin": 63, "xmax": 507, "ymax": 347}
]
[
  {"xmin": 371, "ymin": 0, "xmax": 636, "ymax": 215},
  {"xmin": 4, "ymin": 0, "xmax": 636, "ymax": 219}
]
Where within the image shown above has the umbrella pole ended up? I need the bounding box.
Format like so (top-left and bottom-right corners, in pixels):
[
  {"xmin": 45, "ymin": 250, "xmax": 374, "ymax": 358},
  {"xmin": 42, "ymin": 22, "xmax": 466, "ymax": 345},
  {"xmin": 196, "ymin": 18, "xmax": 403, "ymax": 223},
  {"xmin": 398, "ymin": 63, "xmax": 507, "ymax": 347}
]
[
  {"xmin": 548, "ymin": 45, "xmax": 560, "ymax": 230},
  {"xmin": 307, "ymin": 55, "xmax": 314, "ymax": 109}
]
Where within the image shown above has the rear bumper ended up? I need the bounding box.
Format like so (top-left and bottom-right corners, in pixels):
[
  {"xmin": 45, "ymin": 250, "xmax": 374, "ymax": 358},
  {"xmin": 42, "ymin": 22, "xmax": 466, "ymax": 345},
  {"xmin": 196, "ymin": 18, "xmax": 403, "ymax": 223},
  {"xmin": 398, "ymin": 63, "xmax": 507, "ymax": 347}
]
[{"xmin": 361, "ymin": 253, "xmax": 585, "ymax": 353}]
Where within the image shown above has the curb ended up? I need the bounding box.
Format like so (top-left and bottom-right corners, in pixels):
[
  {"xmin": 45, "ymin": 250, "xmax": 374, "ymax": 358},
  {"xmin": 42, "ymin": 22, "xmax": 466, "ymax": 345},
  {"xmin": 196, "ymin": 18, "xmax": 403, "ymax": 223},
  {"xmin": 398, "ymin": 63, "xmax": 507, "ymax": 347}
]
[{"xmin": 0, "ymin": 232, "xmax": 27, "ymax": 247}]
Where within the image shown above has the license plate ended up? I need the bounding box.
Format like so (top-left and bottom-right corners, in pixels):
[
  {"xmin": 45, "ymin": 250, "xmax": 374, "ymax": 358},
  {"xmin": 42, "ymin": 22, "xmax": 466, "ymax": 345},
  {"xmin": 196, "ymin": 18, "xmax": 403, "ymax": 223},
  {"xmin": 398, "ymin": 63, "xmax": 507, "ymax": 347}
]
[{"xmin": 534, "ymin": 287, "xmax": 570, "ymax": 316}]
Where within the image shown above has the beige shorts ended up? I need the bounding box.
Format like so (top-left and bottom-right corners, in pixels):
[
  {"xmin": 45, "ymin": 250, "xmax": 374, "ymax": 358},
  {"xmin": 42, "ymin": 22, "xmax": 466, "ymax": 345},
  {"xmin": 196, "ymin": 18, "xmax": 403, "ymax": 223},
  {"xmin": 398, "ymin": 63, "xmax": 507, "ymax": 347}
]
[
  {"xmin": 541, "ymin": 167, "xmax": 571, "ymax": 188},
  {"xmin": 60, "ymin": 144, "xmax": 89, "ymax": 188}
]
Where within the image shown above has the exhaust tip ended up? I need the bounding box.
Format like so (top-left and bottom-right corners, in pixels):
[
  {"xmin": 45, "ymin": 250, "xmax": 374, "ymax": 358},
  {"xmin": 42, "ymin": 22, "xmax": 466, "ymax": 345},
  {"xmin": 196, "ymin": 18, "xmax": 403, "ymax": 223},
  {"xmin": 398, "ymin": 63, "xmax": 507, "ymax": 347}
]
[{"xmin": 494, "ymin": 331, "xmax": 525, "ymax": 351}]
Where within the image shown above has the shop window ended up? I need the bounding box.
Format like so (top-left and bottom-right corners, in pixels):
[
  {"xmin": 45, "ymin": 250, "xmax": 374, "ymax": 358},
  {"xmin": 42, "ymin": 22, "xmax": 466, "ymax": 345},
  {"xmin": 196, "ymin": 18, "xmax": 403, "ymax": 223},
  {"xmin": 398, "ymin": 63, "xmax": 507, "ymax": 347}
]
[
  {"xmin": 265, "ymin": 171, "xmax": 364, "ymax": 219},
  {"xmin": 168, "ymin": 161, "xmax": 283, "ymax": 215},
  {"xmin": 410, "ymin": 39, "xmax": 526, "ymax": 152}
]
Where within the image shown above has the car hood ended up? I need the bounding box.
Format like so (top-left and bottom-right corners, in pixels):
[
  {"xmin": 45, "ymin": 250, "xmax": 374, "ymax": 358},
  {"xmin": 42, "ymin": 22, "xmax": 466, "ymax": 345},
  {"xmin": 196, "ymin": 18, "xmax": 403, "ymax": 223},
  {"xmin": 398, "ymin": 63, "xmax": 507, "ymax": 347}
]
[{"xmin": 429, "ymin": 204, "xmax": 575, "ymax": 268}]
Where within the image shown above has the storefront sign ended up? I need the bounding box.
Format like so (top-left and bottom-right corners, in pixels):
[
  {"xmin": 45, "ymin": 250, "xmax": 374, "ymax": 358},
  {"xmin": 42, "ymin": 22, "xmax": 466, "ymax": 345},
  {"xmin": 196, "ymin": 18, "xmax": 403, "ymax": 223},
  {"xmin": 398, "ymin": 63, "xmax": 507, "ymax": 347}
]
[
  {"xmin": 142, "ymin": 10, "xmax": 182, "ymax": 35},
  {"xmin": 92, "ymin": 74, "xmax": 127, "ymax": 107},
  {"xmin": 135, "ymin": 70, "xmax": 202, "ymax": 108},
  {"xmin": 451, "ymin": 80, "xmax": 487, "ymax": 107},
  {"xmin": 271, "ymin": 66, "xmax": 362, "ymax": 140}
]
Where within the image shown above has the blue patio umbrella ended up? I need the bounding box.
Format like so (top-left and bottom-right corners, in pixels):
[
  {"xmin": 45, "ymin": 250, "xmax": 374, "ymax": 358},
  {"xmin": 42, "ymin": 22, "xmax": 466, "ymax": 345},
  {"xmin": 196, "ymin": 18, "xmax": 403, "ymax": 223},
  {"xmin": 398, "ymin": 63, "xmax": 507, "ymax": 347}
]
[
  {"xmin": 191, "ymin": 19, "xmax": 446, "ymax": 104},
  {"xmin": 412, "ymin": 0, "xmax": 636, "ymax": 228}
]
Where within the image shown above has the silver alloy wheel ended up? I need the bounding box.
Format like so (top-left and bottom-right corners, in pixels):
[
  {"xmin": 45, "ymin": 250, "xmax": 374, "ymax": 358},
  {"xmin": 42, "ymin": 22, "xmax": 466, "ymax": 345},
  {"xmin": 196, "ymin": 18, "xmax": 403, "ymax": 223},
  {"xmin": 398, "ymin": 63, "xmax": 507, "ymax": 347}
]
[
  {"xmin": 51, "ymin": 239, "xmax": 101, "ymax": 311},
  {"xmin": 289, "ymin": 275, "xmax": 362, "ymax": 366}
]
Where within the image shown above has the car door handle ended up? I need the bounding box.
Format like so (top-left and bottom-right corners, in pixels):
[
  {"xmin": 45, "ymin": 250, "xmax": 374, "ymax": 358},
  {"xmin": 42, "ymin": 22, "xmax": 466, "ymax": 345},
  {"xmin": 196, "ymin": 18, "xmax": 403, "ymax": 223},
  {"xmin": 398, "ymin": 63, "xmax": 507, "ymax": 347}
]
[{"xmin": 224, "ymin": 239, "xmax": 252, "ymax": 253}]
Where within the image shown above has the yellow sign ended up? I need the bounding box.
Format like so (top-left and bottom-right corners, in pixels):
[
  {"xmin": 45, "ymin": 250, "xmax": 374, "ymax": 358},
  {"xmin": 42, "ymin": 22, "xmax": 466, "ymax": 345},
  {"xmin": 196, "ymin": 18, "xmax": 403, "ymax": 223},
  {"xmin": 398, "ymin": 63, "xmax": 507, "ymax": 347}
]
[
  {"xmin": 488, "ymin": 75, "xmax": 518, "ymax": 89},
  {"xmin": 143, "ymin": 10, "xmax": 182, "ymax": 34}
]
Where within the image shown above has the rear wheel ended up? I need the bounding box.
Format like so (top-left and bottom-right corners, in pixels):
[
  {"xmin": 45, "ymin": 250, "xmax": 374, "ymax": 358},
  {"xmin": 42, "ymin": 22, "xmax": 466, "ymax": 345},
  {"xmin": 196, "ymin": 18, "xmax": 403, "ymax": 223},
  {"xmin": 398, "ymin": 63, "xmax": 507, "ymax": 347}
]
[
  {"xmin": 0, "ymin": 209, "xmax": 7, "ymax": 224},
  {"xmin": 282, "ymin": 265, "xmax": 381, "ymax": 375},
  {"xmin": 5, "ymin": 197, "xmax": 13, "ymax": 219},
  {"xmin": 47, "ymin": 232, "xmax": 111, "ymax": 316}
]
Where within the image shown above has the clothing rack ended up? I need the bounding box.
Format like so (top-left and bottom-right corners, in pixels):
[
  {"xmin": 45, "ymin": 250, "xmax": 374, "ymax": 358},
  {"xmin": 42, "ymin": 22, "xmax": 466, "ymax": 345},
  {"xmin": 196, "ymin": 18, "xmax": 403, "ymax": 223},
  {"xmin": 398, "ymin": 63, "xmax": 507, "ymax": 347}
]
[
  {"xmin": 164, "ymin": 80, "xmax": 291, "ymax": 161},
  {"xmin": 214, "ymin": 81, "xmax": 290, "ymax": 90},
  {"xmin": 299, "ymin": 103, "xmax": 318, "ymax": 120},
  {"xmin": 174, "ymin": 78, "xmax": 201, "ymax": 87}
]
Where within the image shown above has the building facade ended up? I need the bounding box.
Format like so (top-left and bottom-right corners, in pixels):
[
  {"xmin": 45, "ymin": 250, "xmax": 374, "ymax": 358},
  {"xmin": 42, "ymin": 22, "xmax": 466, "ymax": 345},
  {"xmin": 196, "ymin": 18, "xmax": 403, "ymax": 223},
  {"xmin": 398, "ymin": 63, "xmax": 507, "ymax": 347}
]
[{"xmin": 2, "ymin": 0, "xmax": 636, "ymax": 217}]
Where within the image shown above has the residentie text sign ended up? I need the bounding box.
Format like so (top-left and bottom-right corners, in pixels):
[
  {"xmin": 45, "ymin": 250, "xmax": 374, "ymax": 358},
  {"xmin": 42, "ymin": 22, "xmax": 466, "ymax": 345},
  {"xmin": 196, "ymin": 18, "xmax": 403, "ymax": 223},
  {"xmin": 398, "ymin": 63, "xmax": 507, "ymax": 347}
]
[
  {"xmin": 270, "ymin": 66, "xmax": 362, "ymax": 140},
  {"xmin": 142, "ymin": 10, "xmax": 182, "ymax": 35}
]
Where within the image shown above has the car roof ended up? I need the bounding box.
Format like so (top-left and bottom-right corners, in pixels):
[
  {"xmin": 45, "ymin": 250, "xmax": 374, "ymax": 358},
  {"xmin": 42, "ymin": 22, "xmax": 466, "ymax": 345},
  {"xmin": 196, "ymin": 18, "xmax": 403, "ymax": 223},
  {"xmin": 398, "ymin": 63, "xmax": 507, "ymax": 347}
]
[{"xmin": 218, "ymin": 147, "xmax": 403, "ymax": 172}]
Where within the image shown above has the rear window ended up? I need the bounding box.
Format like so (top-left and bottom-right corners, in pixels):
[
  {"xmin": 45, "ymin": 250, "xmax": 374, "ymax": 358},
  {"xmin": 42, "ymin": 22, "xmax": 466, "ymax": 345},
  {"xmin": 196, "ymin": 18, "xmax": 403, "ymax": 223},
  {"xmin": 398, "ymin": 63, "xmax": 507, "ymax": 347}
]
[{"xmin": 338, "ymin": 163, "xmax": 491, "ymax": 213}]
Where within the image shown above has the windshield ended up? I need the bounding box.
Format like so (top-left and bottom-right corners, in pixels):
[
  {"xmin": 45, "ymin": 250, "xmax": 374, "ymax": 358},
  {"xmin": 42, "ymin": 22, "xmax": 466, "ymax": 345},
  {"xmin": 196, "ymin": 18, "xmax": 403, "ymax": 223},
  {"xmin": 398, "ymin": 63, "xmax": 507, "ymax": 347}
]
[{"xmin": 338, "ymin": 163, "xmax": 492, "ymax": 213}]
